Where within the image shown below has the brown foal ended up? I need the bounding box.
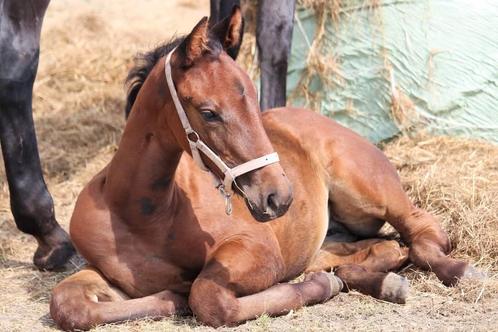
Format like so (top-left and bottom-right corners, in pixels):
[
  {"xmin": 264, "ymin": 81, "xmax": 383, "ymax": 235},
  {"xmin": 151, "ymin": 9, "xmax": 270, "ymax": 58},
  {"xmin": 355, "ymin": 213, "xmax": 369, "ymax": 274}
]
[{"xmin": 50, "ymin": 8, "xmax": 483, "ymax": 330}]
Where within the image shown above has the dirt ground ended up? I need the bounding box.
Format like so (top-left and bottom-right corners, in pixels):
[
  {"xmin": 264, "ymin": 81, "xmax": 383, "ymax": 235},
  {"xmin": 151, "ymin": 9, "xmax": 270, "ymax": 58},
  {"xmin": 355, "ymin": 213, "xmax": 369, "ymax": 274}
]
[{"xmin": 0, "ymin": 1, "xmax": 497, "ymax": 331}]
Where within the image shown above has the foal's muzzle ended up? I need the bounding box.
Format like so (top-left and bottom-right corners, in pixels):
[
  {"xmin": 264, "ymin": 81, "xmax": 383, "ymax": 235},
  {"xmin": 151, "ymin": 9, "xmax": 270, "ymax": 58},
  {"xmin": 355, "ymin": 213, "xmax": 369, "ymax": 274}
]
[
  {"xmin": 245, "ymin": 188, "xmax": 293, "ymax": 222},
  {"xmin": 238, "ymin": 164, "xmax": 293, "ymax": 222}
]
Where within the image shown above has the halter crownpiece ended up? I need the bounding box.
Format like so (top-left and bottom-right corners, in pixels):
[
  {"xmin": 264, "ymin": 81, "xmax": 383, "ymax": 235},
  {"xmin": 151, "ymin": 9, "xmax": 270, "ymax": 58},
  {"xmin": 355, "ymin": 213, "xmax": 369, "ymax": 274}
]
[{"xmin": 164, "ymin": 48, "xmax": 280, "ymax": 215}]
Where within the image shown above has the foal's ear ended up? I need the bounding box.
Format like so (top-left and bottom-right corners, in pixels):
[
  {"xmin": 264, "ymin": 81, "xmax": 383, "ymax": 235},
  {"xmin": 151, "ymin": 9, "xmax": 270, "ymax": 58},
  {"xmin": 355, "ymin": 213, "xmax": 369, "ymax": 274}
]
[
  {"xmin": 210, "ymin": 6, "xmax": 244, "ymax": 60},
  {"xmin": 182, "ymin": 16, "xmax": 209, "ymax": 66}
]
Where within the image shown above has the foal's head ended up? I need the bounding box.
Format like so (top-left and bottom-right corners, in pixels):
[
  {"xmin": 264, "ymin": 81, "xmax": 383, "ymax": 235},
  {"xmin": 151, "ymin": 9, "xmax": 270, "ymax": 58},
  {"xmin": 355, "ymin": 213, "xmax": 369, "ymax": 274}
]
[{"xmin": 162, "ymin": 8, "xmax": 292, "ymax": 221}]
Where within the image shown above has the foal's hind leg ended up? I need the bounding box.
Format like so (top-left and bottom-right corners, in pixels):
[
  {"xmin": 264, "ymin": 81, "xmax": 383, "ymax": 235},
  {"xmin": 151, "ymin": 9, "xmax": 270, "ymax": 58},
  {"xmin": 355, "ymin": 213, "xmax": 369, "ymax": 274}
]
[
  {"xmin": 307, "ymin": 238, "xmax": 410, "ymax": 303},
  {"xmin": 363, "ymin": 164, "xmax": 483, "ymax": 285},
  {"xmin": 50, "ymin": 268, "xmax": 189, "ymax": 331},
  {"xmin": 307, "ymin": 238, "xmax": 409, "ymax": 273},
  {"xmin": 327, "ymin": 150, "xmax": 481, "ymax": 286},
  {"xmin": 387, "ymin": 205, "xmax": 484, "ymax": 285}
]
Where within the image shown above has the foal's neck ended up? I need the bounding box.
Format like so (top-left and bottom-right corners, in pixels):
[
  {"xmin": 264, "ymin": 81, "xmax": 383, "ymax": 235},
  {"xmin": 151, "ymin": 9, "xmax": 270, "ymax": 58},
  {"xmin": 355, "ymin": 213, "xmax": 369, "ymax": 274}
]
[{"xmin": 104, "ymin": 61, "xmax": 183, "ymax": 222}]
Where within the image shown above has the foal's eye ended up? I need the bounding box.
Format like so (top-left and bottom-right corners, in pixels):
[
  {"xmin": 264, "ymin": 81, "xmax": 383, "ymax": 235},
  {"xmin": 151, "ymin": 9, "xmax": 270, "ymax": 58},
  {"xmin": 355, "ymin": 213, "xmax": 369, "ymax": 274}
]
[{"xmin": 200, "ymin": 109, "xmax": 221, "ymax": 122}]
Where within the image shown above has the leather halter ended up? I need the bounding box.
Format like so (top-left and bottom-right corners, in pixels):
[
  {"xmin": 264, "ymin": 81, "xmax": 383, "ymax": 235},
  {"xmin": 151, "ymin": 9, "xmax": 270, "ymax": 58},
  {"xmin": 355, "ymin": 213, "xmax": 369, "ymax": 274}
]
[{"xmin": 164, "ymin": 49, "xmax": 280, "ymax": 215}]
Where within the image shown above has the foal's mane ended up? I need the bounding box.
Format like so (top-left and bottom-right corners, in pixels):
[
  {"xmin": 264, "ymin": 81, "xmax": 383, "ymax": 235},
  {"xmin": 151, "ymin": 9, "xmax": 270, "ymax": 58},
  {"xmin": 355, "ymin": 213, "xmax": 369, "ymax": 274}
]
[{"xmin": 124, "ymin": 36, "xmax": 185, "ymax": 117}]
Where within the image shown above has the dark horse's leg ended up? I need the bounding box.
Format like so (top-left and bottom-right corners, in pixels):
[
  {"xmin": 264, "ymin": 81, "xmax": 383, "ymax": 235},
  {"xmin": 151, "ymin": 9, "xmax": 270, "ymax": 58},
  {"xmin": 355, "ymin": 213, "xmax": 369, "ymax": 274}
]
[
  {"xmin": 257, "ymin": 0, "xmax": 295, "ymax": 110},
  {"xmin": 210, "ymin": 0, "xmax": 241, "ymax": 28},
  {"xmin": 0, "ymin": 0, "xmax": 74, "ymax": 270},
  {"xmin": 209, "ymin": 0, "xmax": 242, "ymax": 60},
  {"xmin": 210, "ymin": 0, "xmax": 296, "ymax": 110}
]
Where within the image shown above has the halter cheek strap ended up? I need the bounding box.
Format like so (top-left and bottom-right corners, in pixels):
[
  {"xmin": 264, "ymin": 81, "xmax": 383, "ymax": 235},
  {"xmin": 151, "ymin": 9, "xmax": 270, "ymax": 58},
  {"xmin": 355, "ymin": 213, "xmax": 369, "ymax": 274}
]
[{"xmin": 164, "ymin": 49, "xmax": 280, "ymax": 215}]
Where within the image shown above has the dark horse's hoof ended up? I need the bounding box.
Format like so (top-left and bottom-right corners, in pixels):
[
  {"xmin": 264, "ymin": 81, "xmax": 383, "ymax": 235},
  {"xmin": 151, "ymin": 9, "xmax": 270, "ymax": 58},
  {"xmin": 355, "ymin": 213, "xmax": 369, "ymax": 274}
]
[{"xmin": 33, "ymin": 226, "xmax": 76, "ymax": 271}]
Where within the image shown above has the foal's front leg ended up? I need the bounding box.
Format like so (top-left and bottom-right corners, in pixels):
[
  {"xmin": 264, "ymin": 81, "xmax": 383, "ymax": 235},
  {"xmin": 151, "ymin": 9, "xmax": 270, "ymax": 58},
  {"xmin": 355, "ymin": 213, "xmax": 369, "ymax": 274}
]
[
  {"xmin": 51, "ymin": 268, "xmax": 189, "ymax": 330},
  {"xmin": 188, "ymin": 240, "xmax": 343, "ymax": 327}
]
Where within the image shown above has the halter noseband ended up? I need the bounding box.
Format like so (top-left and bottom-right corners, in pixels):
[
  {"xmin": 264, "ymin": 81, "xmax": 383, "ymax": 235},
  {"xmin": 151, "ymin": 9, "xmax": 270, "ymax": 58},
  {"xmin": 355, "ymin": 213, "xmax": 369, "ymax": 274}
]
[{"xmin": 164, "ymin": 49, "xmax": 280, "ymax": 215}]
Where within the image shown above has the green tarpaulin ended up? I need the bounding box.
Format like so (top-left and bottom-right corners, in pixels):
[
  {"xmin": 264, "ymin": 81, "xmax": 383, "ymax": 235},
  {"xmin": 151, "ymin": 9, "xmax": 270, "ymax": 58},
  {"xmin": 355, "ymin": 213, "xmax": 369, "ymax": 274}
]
[{"xmin": 286, "ymin": 0, "xmax": 498, "ymax": 143}]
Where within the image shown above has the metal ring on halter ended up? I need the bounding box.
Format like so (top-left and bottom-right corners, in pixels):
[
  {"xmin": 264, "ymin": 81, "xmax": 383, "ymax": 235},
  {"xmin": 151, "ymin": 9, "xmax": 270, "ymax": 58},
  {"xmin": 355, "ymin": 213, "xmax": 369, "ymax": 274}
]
[{"xmin": 186, "ymin": 130, "xmax": 200, "ymax": 143}]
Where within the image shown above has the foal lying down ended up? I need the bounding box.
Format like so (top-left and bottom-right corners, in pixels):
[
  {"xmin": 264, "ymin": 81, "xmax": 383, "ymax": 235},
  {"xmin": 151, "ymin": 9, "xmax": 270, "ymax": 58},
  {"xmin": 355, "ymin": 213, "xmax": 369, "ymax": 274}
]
[{"xmin": 50, "ymin": 8, "xmax": 483, "ymax": 330}]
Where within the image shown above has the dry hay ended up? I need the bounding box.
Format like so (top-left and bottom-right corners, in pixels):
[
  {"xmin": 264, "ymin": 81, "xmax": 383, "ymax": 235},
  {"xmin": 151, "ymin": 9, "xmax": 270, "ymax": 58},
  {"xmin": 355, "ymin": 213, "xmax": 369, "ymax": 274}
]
[
  {"xmin": 0, "ymin": 0, "xmax": 498, "ymax": 331},
  {"xmin": 382, "ymin": 134, "xmax": 498, "ymax": 303}
]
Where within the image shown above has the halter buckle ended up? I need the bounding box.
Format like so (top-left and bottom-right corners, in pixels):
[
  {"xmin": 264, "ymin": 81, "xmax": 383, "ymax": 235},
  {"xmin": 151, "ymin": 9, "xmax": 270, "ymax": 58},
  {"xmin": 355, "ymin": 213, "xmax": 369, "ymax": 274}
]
[{"xmin": 217, "ymin": 184, "xmax": 233, "ymax": 215}]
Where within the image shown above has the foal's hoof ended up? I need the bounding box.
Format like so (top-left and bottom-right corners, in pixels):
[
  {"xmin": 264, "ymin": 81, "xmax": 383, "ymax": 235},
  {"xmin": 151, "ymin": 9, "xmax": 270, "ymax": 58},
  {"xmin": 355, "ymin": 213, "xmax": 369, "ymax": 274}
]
[
  {"xmin": 34, "ymin": 227, "xmax": 76, "ymax": 271},
  {"xmin": 379, "ymin": 273, "xmax": 409, "ymax": 304},
  {"xmin": 462, "ymin": 265, "xmax": 487, "ymax": 281},
  {"xmin": 305, "ymin": 272, "xmax": 344, "ymax": 302},
  {"xmin": 438, "ymin": 261, "xmax": 487, "ymax": 286}
]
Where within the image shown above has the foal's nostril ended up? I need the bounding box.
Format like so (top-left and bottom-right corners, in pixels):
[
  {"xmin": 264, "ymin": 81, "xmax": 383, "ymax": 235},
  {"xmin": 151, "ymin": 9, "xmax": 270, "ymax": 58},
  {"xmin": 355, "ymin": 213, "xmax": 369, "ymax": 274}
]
[
  {"xmin": 266, "ymin": 193, "xmax": 278, "ymax": 211},
  {"xmin": 245, "ymin": 184, "xmax": 292, "ymax": 222}
]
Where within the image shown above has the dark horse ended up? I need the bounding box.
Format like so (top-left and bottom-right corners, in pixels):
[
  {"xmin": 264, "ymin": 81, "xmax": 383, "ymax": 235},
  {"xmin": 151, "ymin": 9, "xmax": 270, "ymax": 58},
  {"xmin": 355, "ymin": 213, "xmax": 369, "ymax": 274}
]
[{"xmin": 0, "ymin": 0, "xmax": 295, "ymax": 270}]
